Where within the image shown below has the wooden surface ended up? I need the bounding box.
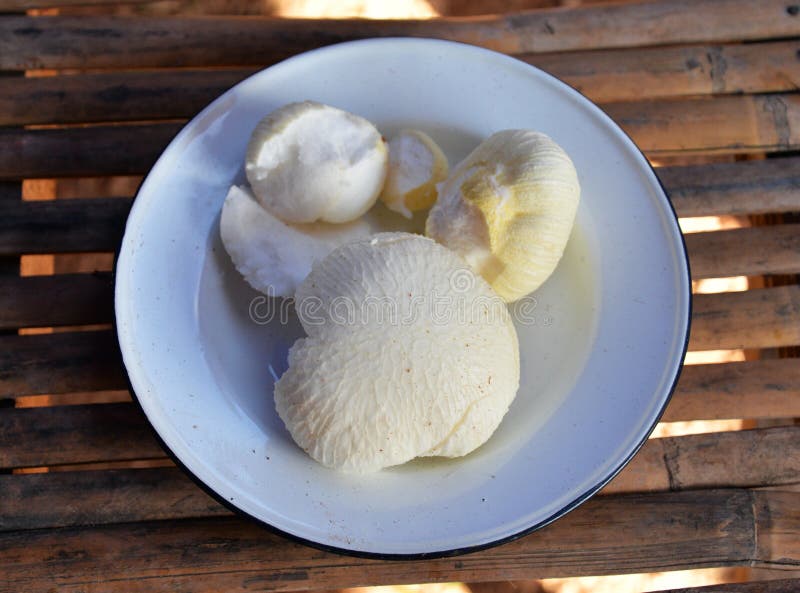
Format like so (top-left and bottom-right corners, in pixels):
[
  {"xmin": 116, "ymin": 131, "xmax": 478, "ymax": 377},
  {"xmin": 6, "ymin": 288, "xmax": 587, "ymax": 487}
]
[
  {"xmin": 1, "ymin": 0, "xmax": 799, "ymax": 592},
  {"xmin": 0, "ymin": 490, "xmax": 796, "ymax": 593}
]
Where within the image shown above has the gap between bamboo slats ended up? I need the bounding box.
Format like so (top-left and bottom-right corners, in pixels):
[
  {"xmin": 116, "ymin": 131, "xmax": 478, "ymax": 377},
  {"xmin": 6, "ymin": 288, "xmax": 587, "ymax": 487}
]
[
  {"xmin": 0, "ymin": 489, "xmax": 796, "ymax": 592},
  {"xmin": 2, "ymin": 0, "xmax": 800, "ymax": 70},
  {"xmin": 2, "ymin": 40, "xmax": 800, "ymax": 127}
]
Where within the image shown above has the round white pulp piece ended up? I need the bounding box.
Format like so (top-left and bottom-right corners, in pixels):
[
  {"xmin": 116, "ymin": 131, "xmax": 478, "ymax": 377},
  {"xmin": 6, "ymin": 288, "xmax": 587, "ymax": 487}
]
[
  {"xmin": 275, "ymin": 233, "xmax": 520, "ymax": 473},
  {"xmin": 219, "ymin": 185, "xmax": 420, "ymax": 297},
  {"xmin": 245, "ymin": 101, "xmax": 388, "ymax": 224}
]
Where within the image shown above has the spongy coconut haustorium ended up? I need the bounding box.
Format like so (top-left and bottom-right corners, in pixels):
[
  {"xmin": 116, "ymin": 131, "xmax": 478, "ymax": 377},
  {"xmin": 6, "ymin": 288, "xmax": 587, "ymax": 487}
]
[
  {"xmin": 274, "ymin": 233, "xmax": 520, "ymax": 474},
  {"xmin": 426, "ymin": 130, "xmax": 580, "ymax": 303},
  {"xmin": 245, "ymin": 101, "xmax": 388, "ymax": 224}
]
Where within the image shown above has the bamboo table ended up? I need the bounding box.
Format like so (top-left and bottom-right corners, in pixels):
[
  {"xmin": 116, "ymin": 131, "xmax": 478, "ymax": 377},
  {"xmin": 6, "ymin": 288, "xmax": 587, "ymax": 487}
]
[{"xmin": 1, "ymin": 1, "xmax": 800, "ymax": 591}]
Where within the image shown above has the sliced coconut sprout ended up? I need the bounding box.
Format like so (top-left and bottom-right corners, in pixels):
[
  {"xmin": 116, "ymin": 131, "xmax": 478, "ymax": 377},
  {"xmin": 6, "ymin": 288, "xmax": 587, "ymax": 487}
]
[
  {"xmin": 380, "ymin": 129, "xmax": 449, "ymax": 219},
  {"xmin": 246, "ymin": 101, "xmax": 388, "ymax": 224},
  {"xmin": 426, "ymin": 130, "xmax": 580, "ymax": 303},
  {"xmin": 275, "ymin": 233, "xmax": 520, "ymax": 473},
  {"xmin": 220, "ymin": 185, "xmax": 420, "ymax": 297}
]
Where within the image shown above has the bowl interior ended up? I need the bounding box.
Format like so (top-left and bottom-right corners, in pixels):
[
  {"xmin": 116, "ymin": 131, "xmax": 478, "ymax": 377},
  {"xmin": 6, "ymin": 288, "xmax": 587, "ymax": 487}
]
[{"xmin": 115, "ymin": 38, "xmax": 690, "ymax": 556}]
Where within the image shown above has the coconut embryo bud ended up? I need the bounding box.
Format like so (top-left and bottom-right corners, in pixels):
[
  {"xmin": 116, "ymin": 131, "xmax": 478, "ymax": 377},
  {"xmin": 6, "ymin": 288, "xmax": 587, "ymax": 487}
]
[
  {"xmin": 426, "ymin": 130, "xmax": 580, "ymax": 302},
  {"xmin": 245, "ymin": 101, "xmax": 388, "ymax": 224}
]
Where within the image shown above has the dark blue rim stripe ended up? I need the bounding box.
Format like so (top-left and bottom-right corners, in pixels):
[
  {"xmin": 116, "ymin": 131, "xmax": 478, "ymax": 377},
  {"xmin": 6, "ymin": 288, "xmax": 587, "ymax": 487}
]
[{"xmin": 113, "ymin": 38, "xmax": 693, "ymax": 561}]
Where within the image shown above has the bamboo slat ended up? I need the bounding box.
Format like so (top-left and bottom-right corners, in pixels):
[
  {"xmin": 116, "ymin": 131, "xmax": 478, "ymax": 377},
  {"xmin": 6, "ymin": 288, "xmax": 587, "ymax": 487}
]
[
  {"xmin": 0, "ymin": 330, "xmax": 127, "ymax": 397},
  {"xmin": 685, "ymin": 225, "xmax": 800, "ymax": 280},
  {"xmin": 659, "ymin": 158, "xmax": 800, "ymax": 218},
  {"xmin": 2, "ymin": 284, "xmax": 796, "ymax": 398},
  {"xmin": 0, "ymin": 374, "xmax": 800, "ymax": 476},
  {"xmin": 664, "ymin": 359, "xmax": 800, "ymax": 422},
  {"xmin": 604, "ymin": 94, "xmax": 800, "ymax": 156},
  {"xmin": 0, "ymin": 402, "xmax": 162, "ymax": 469},
  {"xmin": 0, "ymin": 225, "xmax": 800, "ymax": 329},
  {"xmin": 3, "ymin": 95, "xmax": 800, "ymax": 180},
  {"xmin": 0, "ymin": 181, "xmax": 20, "ymax": 277},
  {"xmin": 0, "ymin": 272, "xmax": 113, "ymax": 330},
  {"xmin": 0, "ymin": 197, "xmax": 131, "ymax": 255},
  {"xmin": 529, "ymin": 40, "xmax": 800, "ymax": 103},
  {"xmin": 1, "ymin": 426, "xmax": 798, "ymax": 526},
  {"xmin": 3, "ymin": 41, "xmax": 800, "ymax": 127},
  {"xmin": 1, "ymin": 0, "xmax": 159, "ymax": 9},
  {"xmin": 0, "ymin": 468, "xmax": 226, "ymax": 530},
  {"xmin": 0, "ymin": 123, "xmax": 182, "ymax": 179},
  {"xmin": 6, "ymin": 354, "xmax": 794, "ymax": 419},
  {"xmin": 754, "ymin": 490, "xmax": 800, "ymax": 573},
  {"xmin": 604, "ymin": 426, "xmax": 800, "ymax": 494},
  {"xmin": 689, "ymin": 286, "xmax": 800, "ymax": 351},
  {"xmin": 2, "ymin": 222, "xmax": 796, "ymax": 329},
  {"xmin": 0, "ymin": 181, "xmax": 20, "ymax": 202},
  {"xmin": 0, "ymin": 489, "xmax": 795, "ymax": 592},
  {"xmin": 0, "ymin": 158, "xmax": 797, "ymax": 258},
  {"xmin": 0, "ymin": 69, "xmax": 255, "ymax": 127},
  {"xmin": 2, "ymin": 0, "xmax": 799, "ymax": 70},
  {"xmin": 657, "ymin": 579, "xmax": 800, "ymax": 593}
]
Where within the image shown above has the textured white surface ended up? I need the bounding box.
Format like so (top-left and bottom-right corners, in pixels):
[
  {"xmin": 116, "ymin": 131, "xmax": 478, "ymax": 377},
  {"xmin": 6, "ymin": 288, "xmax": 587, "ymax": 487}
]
[
  {"xmin": 246, "ymin": 101, "xmax": 388, "ymax": 223},
  {"xmin": 427, "ymin": 130, "xmax": 580, "ymax": 302},
  {"xmin": 115, "ymin": 39, "xmax": 689, "ymax": 556},
  {"xmin": 275, "ymin": 233, "xmax": 519, "ymax": 473},
  {"xmin": 220, "ymin": 185, "xmax": 419, "ymax": 297},
  {"xmin": 381, "ymin": 129, "xmax": 449, "ymax": 218}
]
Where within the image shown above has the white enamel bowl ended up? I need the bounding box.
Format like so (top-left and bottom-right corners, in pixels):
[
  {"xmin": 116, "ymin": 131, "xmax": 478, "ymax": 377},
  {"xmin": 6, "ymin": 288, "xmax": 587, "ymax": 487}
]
[{"xmin": 115, "ymin": 38, "xmax": 690, "ymax": 558}]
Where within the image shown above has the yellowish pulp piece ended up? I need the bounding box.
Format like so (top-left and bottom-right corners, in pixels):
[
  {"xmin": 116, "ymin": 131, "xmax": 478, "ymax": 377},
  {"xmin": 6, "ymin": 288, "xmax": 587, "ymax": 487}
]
[
  {"xmin": 380, "ymin": 129, "xmax": 449, "ymax": 219},
  {"xmin": 426, "ymin": 130, "xmax": 580, "ymax": 302},
  {"xmin": 275, "ymin": 233, "xmax": 520, "ymax": 473}
]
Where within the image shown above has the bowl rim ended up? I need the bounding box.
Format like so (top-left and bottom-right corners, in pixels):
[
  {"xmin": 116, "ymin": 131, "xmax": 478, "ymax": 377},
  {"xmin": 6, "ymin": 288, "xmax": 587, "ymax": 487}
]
[{"xmin": 114, "ymin": 37, "xmax": 692, "ymax": 560}]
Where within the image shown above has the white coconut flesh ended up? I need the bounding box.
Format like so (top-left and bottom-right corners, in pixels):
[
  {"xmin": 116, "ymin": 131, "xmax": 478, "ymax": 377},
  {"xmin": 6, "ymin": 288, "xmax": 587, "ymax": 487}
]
[
  {"xmin": 220, "ymin": 185, "xmax": 421, "ymax": 297},
  {"xmin": 245, "ymin": 101, "xmax": 388, "ymax": 224},
  {"xmin": 274, "ymin": 232, "xmax": 520, "ymax": 473}
]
